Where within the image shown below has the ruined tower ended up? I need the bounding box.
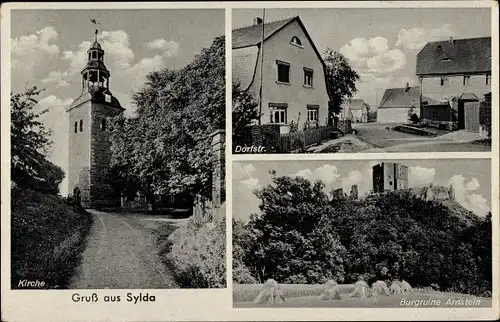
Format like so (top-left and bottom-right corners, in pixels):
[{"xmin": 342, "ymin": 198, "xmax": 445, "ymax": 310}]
[
  {"xmin": 350, "ymin": 185, "xmax": 359, "ymax": 200},
  {"xmin": 373, "ymin": 162, "xmax": 409, "ymax": 193},
  {"xmin": 66, "ymin": 29, "xmax": 124, "ymax": 208}
]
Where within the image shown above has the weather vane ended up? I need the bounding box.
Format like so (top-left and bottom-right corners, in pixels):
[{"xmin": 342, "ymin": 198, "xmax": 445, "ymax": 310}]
[{"xmin": 90, "ymin": 18, "xmax": 100, "ymax": 40}]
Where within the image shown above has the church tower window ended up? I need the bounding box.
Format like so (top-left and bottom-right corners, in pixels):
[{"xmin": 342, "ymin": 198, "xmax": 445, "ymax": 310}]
[
  {"xmin": 79, "ymin": 119, "xmax": 83, "ymax": 132},
  {"xmin": 74, "ymin": 121, "xmax": 78, "ymax": 133}
]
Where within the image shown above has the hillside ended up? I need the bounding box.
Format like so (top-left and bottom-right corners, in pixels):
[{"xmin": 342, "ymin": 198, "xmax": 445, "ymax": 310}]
[
  {"xmin": 11, "ymin": 187, "xmax": 93, "ymax": 289},
  {"xmin": 404, "ymin": 185, "xmax": 480, "ymax": 225},
  {"xmin": 234, "ymin": 174, "xmax": 492, "ymax": 296}
]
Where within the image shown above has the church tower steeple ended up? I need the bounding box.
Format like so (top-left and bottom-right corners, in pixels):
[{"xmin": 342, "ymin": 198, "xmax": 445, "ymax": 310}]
[
  {"xmin": 66, "ymin": 27, "xmax": 124, "ymax": 208},
  {"xmin": 81, "ymin": 29, "xmax": 111, "ymax": 92}
]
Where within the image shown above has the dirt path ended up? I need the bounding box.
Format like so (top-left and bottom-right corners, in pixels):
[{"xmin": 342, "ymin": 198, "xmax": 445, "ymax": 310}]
[{"xmin": 70, "ymin": 210, "xmax": 178, "ymax": 289}]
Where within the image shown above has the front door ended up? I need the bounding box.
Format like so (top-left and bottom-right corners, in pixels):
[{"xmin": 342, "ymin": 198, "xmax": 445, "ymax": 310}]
[
  {"xmin": 457, "ymin": 101, "xmax": 465, "ymax": 130},
  {"xmin": 74, "ymin": 187, "xmax": 81, "ymax": 206},
  {"xmin": 464, "ymin": 101, "xmax": 480, "ymax": 133}
]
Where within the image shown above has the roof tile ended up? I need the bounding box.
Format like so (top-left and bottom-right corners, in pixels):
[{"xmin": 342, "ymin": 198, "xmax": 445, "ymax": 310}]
[
  {"xmin": 232, "ymin": 17, "xmax": 296, "ymax": 49},
  {"xmin": 416, "ymin": 37, "xmax": 491, "ymax": 76}
]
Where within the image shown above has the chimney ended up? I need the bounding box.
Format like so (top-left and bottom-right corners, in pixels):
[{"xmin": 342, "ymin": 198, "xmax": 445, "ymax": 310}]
[
  {"xmin": 405, "ymin": 82, "xmax": 410, "ymax": 92},
  {"xmin": 253, "ymin": 17, "xmax": 263, "ymax": 25},
  {"xmin": 449, "ymin": 36, "xmax": 454, "ymax": 44}
]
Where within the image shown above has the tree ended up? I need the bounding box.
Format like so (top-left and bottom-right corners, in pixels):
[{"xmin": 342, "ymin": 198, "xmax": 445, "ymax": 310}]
[
  {"xmin": 243, "ymin": 173, "xmax": 346, "ymax": 283},
  {"xmin": 232, "ymin": 82, "xmax": 259, "ymax": 137},
  {"xmin": 108, "ymin": 36, "xmax": 225, "ymax": 212},
  {"xmin": 11, "ymin": 87, "xmax": 64, "ymax": 195},
  {"xmin": 323, "ymin": 49, "xmax": 360, "ymax": 126}
]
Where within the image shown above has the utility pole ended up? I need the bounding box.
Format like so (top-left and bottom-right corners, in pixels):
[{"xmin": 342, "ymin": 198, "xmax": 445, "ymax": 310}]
[{"xmin": 258, "ymin": 9, "xmax": 265, "ymax": 125}]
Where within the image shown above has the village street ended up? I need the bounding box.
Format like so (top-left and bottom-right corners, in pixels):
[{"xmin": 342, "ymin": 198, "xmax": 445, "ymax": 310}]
[
  {"xmin": 307, "ymin": 123, "xmax": 490, "ymax": 153},
  {"xmin": 69, "ymin": 210, "xmax": 188, "ymax": 289}
]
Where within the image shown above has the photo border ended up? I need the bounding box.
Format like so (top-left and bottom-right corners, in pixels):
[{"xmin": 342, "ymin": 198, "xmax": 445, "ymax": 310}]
[{"xmin": 1, "ymin": 1, "xmax": 498, "ymax": 321}]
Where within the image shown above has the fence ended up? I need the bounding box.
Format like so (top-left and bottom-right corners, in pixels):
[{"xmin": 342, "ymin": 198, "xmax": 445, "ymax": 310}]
[
  {"xmin": 233, "ymin": 121, "xmax": 351, "ymax": 153},
  {"xmin": 279, "ymin": 125, "xmax": 337, "ymax": 152}
]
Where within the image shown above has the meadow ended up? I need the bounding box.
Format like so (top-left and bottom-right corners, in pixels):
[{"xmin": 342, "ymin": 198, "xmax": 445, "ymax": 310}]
[{"xmin": 233, "ymin": 283, "xmax": 493, "ymax": 308}]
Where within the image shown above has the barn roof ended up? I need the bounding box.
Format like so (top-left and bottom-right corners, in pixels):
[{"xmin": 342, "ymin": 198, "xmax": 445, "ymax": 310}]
[
  {"xmin": 416, "ymin": 37, "xmax": 491, "ymax": 76},
  {"xmin": 378, "ymin": 86, "xmax": 440, "ymax": 109}
]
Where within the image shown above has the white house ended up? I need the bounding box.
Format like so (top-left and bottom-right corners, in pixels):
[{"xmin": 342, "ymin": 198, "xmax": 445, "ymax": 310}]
[{"xmin": 341, "ymin": 98, "xmax": 369, "ymax": 123}]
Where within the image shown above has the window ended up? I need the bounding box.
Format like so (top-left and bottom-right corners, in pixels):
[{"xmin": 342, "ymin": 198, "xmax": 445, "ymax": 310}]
[
  {"xmin": 307, "ymin": 105, "xmax": 319, "ymax": 122},
  {"xmin": 486, "ymin": 74, "xmax": 491, "ymax": 85},
  {"xmin": 440, "ymin": 76, "xmax": 449, "ymax": 86},
  {"xmin": 463, "ymin": 75, "xmax": 471, "ymax": 86},
  {"xmin": 100, "ymin": 119, "xmax": 106, "ymax": 131},
  {"xmin": 290, "ymin": 36, "xmax": 302, "ymax": 47},
  {"xmin": 276, "ymin": 60, "xmax": 290, "ymax": 84},
  {"xmin": 269, "ymin": 103, "xmax": 287, "ymax": 124},
  {"xmin": 79, "ymin": 119, "xmax": 83, "ymax": 132},
  {"xmin": 74, "ymin": 122, "xmax": 78, "ymax": 133},
  {"xmin": 304, "ymin": 68, "xmax": 313, "ymax": 87}
]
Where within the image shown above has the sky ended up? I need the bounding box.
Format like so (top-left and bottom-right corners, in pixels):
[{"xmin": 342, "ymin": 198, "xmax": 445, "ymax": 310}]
[
  {"xmin": 10, "ymin": 9, "xmax": 225, "ymax": 196},
  {"xmin": 232, "ymin": 8, "xmax": 491, "ymax": 108},
  {"xmin": 233, "ymin": 159, "xmax": 492, "ymax": 222}
]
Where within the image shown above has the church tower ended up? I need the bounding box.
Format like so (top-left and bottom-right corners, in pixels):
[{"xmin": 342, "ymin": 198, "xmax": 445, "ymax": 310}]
[{"xmin": 67, "ymin": 29, "xmax": 124, "ymax": 208}]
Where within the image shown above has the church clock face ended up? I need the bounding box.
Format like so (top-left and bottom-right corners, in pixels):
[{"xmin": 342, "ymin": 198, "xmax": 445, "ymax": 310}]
[{"xmin": 105, "ymin": 94, "xmax": 111, "ymax": 103}]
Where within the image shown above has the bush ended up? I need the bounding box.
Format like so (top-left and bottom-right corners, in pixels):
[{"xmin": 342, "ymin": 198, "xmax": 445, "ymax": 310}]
[
  {"xmin": 410, "ymin": 113, "xmax": 420, "ymax": 123},
  {"xmin": 162, "ymin": 219, "xmax": 226, "ymax": 288}
]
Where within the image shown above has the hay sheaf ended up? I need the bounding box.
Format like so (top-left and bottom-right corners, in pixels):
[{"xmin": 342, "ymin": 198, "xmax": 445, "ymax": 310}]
[
  {"xmin": 320, "ymin": 280, "xmax": 342, "ymax": 300},
  {"xmin": 390, "ymin": 280, "xmax": 402, "ymax": 295},
  {"xmin": 253, "ymin": 279, "xmax": 286, "ymax": 304},
  {"xmin": 371, "ymin": 280, "xmax": 390, "ymax": 297},
  {"xmin": 350, "ymin": 280, "xmax": 370, "ymax": 298},
  {"xmin": 401, "ymin": 280, "xmax": 413, "ymax": 294}
]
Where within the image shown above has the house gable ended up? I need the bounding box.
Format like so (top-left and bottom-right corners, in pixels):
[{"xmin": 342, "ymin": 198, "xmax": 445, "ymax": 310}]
[{"xmin": 232, "ymin": 16, "xmax": 329, "ymax": 97}]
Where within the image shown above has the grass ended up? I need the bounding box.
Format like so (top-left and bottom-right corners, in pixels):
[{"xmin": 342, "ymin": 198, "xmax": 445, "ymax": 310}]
[
  {"xmin": 233, "ymin": 283, "xmax": 355, "ymax": 303},
  {"xmin": 11, "ymin": 187, "xmax": 93, "ymax": 289},
  {"xmin": 233, "ymin": 284, "xmax": 492, "ymax": 308}
]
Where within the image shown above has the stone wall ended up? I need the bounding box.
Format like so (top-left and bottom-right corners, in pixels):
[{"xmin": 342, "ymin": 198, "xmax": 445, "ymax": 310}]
[
  {"xmin": 411, "ymin": 184, "xmax": 455, "ymax": 202},
  {"xmin": 89, "ymin": 102, "xmax": 123, "ymax": 208}
]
